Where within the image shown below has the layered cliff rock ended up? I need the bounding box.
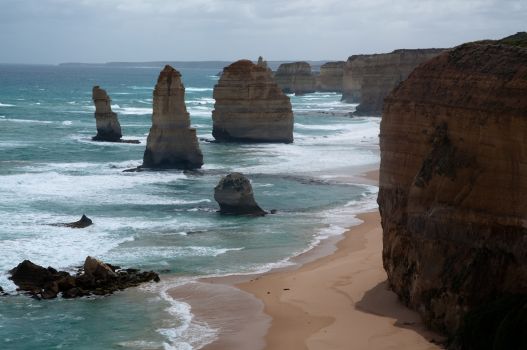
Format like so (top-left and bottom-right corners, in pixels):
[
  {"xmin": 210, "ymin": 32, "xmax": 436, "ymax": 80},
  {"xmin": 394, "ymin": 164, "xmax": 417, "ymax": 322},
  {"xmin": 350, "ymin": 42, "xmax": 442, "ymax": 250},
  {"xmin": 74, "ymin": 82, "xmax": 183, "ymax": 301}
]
[
  {"xmin": 212, "ymin": 60, "xmax": 293, "ymax": 143},
  {"xmin": 91, "ymin": 86, "xmax": 122, "ymax": 141},
  {"xmin": 342, "ymin": 49, "xmax": 444, "ymax": 115},
  {"xmin": 142, "ymin": 65, "xmax": 203, "ymax": 169},
  {"xmin": 378, "ymin": 34, "xmax": 527, "ymax": 345},
  {"xmin": 316, "ymin": 61, "xmax": 345, "ymax": 92},
  {"xmin": 274, "ymin": 61, "xmax": 316, "ymax": 95}
]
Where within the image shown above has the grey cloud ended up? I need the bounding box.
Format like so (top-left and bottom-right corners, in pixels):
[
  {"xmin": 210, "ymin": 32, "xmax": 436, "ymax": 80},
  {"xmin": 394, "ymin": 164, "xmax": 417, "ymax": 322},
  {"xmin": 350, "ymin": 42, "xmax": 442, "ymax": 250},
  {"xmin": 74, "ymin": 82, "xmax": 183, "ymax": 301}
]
[{"xmin": 0, "ymin": 0, "xmax": 525, "ymax": 63}]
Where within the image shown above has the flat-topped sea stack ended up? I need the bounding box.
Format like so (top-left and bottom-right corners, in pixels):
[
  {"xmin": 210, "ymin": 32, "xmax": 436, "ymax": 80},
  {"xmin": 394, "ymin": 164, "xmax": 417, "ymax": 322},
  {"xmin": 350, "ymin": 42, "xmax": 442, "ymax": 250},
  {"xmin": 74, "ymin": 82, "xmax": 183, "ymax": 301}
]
[
  {"xmin": 91, "ymin": 86, "xmax": 122, "ymax": 142},
  {"xmin": 316, "ymin": 61, "xmax": 345, "ymax": 92},
  {"xmin": 274, "ymin": 61, "xmax": 316, "ymax": 95},
  {"xmin": 342, "ymin": 49, "xmax": 444, "ymax": 115},
  {"xmin": 212, "ymin": 59, "xmax": 293, "ymax": 143},
  {"xmin": 142, "ymin": 65, "xmax": 203, "ymax": 169},
  {"xmin": 378, "ymin": 32, "xmax": 527, "ymax": 346}
]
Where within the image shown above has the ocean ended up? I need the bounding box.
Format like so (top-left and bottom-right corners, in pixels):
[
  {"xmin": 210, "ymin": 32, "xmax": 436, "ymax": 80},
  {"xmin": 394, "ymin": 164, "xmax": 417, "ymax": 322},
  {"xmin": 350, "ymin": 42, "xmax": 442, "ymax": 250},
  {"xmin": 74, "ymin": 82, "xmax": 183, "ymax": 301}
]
[{"xmin": 0, "ymin": 64, "xmax": 380, "ymax": 349}]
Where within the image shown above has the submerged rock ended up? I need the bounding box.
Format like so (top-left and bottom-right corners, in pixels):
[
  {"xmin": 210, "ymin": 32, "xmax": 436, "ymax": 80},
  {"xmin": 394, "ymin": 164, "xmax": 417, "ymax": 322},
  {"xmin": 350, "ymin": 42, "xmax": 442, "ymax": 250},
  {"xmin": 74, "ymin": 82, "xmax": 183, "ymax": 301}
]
[
  {"xmin": 378, "ymin": 32, "xmax": 527, "ymax": 342},
  {"xmin": 142, "ymin": 65, "xmax": 203, "ymax": 169},
  {"xmin": 91, "ymin": 86, "xmax": 122, "ymax": 142},
  {"xmin": 214, "ymin": 172, "xmax": 266, "ymax": 216},
  {"xmin": 50, "ymin": 214, "xmax": 93, "ymax": 229},
  {"xmin": 9, "ymin": 257, "xmax": 160, "ymax": 299},
  {"xmin": 274, "ymin": 61, "xmax": 316, "ymax": 95},
  {"xmin": 212, "ymin": 59, "xmax": 294, "ymax": 143}
]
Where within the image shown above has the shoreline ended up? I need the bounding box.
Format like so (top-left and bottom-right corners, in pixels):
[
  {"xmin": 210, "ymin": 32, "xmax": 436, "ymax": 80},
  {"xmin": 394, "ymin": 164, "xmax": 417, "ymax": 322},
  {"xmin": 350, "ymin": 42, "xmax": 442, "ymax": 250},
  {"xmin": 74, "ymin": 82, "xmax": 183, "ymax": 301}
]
[
  {"xmin": 236, "ymin": 210, "xmax": 443, "ymax": 350},
  {"xmin": 168, "ymin": 168, "xmax": 443, "ymax": 349}
]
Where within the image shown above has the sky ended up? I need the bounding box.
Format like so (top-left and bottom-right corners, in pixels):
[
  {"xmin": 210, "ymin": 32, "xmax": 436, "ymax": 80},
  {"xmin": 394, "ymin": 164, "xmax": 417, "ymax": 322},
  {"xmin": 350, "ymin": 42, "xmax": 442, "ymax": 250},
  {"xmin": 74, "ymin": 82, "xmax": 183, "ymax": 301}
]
[{"xmin": 0, "ymin": 0, "xmax": 525, "ymax": 64}]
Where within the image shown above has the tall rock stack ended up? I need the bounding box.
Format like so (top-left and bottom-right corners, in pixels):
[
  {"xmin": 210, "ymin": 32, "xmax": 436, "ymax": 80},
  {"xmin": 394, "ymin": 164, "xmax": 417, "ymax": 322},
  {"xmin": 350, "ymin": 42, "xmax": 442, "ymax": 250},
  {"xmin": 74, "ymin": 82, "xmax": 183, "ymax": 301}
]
[
  {"xmin": 316, "ymin": 61, "xmax": 345, "ymax": 92},
  {"xmin": 274, "ymin": 61, "xmax": 316, "ymax": 95},
  {"xmin": 212, "ymin": 59, "xmax": 294, "ymax": 143},
  {"xmin": 142, "ymin": 65, "xmax": 203, "ymax": 169},
  {"xmin": 341, "ymin": 49, "xmax": 444, "ymax": 115},
  {"xmin": 92, "ymin": 86, "xmax": 122, "ymax": 142},
  {"xmin": 378, "ymin": 33, "xmax": 527, "ymax": 345}
]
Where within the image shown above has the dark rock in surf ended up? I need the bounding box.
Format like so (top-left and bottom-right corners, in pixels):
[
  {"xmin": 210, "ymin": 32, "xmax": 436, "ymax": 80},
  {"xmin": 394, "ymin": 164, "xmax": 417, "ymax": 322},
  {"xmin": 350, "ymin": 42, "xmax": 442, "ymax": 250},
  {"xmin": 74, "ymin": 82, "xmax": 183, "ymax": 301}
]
[
  {"xmin": 8, "ymin": 257, "xmax": 160, "ymax": 300},
  {"xmin": 50, "ymin": 214, "xmax": 93, "ymax": 228},
  {"xmin": 214, "ymin": 172, "xmax": 266, "ymax": 216}
]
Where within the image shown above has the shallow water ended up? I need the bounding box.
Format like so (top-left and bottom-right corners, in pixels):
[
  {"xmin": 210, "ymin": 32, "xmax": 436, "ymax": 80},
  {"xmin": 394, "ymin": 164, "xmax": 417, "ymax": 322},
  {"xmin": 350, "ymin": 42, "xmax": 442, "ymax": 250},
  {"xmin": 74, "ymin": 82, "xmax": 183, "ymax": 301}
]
[{"xmin": 0, "ymin": 64, "xmax": 380, "ymax": 349}]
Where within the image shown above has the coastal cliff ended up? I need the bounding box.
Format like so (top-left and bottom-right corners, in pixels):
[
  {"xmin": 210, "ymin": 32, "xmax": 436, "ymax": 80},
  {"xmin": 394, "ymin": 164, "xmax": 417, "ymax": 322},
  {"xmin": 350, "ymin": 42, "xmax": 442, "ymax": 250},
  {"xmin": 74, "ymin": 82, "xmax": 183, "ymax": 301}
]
[
  {"xmin": 316, "ymin": 61, "xmax": 345, "ymax": 92},
  {"xmin": 212, "ymin": 59, "xmax": 294, "ymax": 143},
  {"xmin": 274, "ymin": 61, "xmax": 316, "ymax": 95},
  {"xmin": 142, "ymin": 65, "xmax": 203, "ymax": 169},
  {"xmin": 342, "ymin": 49, "xmax": 443, "ymax": 115},
  {"xmin": 91, "ymin": 86, "xmax": 122, "ymax": 141},
  {"xmin": 378, "ymin": 33, "xmax": 527, "ymax": 347}
]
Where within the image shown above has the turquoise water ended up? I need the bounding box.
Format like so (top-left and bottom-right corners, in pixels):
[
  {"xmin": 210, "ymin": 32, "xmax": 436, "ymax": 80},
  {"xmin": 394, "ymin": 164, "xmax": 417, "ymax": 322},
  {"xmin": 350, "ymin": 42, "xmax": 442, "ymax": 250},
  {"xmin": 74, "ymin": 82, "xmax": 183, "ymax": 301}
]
[{"xmin": 0, "ymin": 64, "xmax": 380, "ymax": 349}]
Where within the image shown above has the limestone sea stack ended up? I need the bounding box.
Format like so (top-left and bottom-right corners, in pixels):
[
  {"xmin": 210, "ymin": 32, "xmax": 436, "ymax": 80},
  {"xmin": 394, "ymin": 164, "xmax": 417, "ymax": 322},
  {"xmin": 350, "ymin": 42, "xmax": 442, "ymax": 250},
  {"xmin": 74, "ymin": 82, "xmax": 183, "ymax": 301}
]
[
  {"xmin": 214, "ymin": 172, "xmax": 266, "ymax": 216},
  {"xmin": 342, "ymin": 49, "xmax": 444, "ymax": 115},
  {"xmin": 274, "ymin": 61, "xmax": 316, "ymax": 95},
  {"xmin": 142, "ymin": 65, "xmax": 203, "ymax": 169},
  {"xmin": 316, "ymin": 61, "xmax": 345, "ymax": 92},
  {"xmin": 378, "ymin": 32, "xmax": 527, "ymax": 346},
  {"xmin": 212, "ymin": 60, "xmax": 293, "ymax": 143},
  {"xmin": 92, "ymin": 86, "xmax": 122, "ymax": 142}
]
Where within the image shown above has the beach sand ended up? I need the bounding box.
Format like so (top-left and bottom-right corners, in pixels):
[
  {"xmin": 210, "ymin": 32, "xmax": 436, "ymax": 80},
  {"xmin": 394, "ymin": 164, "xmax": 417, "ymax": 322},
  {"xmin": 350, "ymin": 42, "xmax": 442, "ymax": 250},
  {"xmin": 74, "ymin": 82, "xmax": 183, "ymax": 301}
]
[{"xmin": 170, "ymin": 169, "xmax": 444, "ymax": 349}]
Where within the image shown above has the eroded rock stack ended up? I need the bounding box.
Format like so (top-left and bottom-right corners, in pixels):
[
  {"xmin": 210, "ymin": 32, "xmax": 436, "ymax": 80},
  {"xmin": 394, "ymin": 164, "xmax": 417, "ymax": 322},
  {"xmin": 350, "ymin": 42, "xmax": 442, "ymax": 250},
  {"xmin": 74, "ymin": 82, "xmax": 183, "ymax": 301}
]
[
  {"xmin": 92, "ymin": 86, "xmax": 122, "ymax": 142},
  {"xmin": 316, "ymin": 61, "xmax": 345, "ymax": 92},
  {"xmin": 212, "ymin": 60, "xmax": 293, "ymax": 143},
  {"xmin": 342, "ymin": 49, "xmax": 444, "ymax": 115},
  {"xmin": 214, "ymin": 172, "xmax": 266, "ymax": 216},
  {"xmin": 378, "ymin": 33, "xmax": 527, "ymax": 345},
  {"xmin": 274, "ymin": 61, "xmax": 316, "ymax": 95},
  {"xmin": 9, "ymin": 257, "xmax": 159, "ymax": 299},
  {"xmin": 142, "ymin": 65, "xmax": 203, "ymax": 169}
]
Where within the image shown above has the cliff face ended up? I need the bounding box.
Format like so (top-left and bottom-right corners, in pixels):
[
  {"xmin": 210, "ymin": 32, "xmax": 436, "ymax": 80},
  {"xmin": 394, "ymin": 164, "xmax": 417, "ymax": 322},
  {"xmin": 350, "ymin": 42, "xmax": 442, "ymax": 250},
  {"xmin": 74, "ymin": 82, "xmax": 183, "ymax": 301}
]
[
  {"xmin": 92, "ymin": 86, "xmax": 122, "ymax": 142},
  {"xmin": 316, "ymin": 61, "xmax": 345, "ymax": 92},
  {"xmin": 212, "ymin": 59, "xmax": 294, "ymax": 143},
  {"xmin": 378, "ymin": 36, "xmax": 527, "ymax": 341},
  {"xmin": 142, "ymin": 65, "xmax": 203, "ymax": 169},
  {"xmin": 274, "ymin": 61, "xmax": 316, "ymax": 95},
  {"xmin": 342, "ymin": 49, "xmax": 444, "ymax": 115}
]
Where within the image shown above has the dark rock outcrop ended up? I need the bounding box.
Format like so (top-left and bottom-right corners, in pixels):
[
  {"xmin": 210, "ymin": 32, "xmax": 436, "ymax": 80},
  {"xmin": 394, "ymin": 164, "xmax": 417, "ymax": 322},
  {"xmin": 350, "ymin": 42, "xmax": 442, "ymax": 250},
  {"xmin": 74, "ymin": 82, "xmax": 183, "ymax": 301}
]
[
  {"xmin": 378, "ymin": 33, "xmax": 527, "ymax": 344},
  {"xmin": 9, "ymin": 257, "xmax": 159, "ymax": 299},
  {"xmin": 50, "ymin": 214, "xmax": 93, "ymax": 228},
  {"xmin": 316, "ymin": 61, "xmax": 345, "ymax": 92},
  {"xmin": 91, "ymin": 86, "xmax": 122, "ymax": 142},
  {"xmin": 142, "ymin": 65, "xmax": 204, "ymax": 169},
  {"xmin": 214, "ymin": 172, "xmax": 266, "ymax": 216},
  {"xmin": 212, "ymin": 60, "xmax": 294, "ymax": 143},
  {"xmin": 274, "ymin": 61, "xmax": 316, "ymax": 95},
  {"xmin": 342, "ymin": 49, "xmax": 444, "ymax": 115}
]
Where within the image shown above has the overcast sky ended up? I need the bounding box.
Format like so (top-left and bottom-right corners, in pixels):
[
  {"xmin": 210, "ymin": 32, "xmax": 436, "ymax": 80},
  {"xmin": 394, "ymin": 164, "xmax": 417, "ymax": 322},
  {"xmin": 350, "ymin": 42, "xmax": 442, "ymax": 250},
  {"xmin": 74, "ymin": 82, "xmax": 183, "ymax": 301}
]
[{"xmin": 0, "ymin": 0, "xmax": 525, "ymax": 64}]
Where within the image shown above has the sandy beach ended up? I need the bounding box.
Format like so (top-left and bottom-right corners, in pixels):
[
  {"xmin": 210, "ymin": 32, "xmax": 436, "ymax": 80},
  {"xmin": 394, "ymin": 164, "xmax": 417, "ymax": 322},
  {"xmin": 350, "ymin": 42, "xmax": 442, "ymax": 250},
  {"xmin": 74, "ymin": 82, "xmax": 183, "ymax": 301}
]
[
  {"xmin": 236, "ymin": 209, "xmax": 443, "ymax": 350},
  {"xmin": 169, "ymin": 169, "xmax": 444, "ymax": 349}
]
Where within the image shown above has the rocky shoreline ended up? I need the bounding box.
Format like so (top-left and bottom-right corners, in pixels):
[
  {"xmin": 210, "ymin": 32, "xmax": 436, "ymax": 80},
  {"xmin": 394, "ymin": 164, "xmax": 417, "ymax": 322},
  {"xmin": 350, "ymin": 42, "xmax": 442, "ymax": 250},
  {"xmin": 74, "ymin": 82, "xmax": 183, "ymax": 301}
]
[{"xmin": 8, "ymin": 257, "xmax": 160, "ymax": 300}]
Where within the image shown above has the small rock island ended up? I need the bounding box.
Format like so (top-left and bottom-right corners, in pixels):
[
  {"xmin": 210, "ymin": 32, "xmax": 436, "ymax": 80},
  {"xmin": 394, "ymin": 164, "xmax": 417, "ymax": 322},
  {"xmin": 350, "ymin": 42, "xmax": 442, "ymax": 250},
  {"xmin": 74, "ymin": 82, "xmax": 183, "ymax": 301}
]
[{"xmin": 214, "ymin": 172, "xmax": 266, "ymax": 216}]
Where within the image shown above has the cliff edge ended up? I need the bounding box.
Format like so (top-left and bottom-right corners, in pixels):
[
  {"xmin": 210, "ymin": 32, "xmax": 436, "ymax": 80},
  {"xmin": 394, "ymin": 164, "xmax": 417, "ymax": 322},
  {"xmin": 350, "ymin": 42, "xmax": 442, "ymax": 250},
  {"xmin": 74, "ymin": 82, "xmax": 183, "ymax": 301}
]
[{"xmin": 378, "ymin": 33, "xmax": 527, "ymax": 348}]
